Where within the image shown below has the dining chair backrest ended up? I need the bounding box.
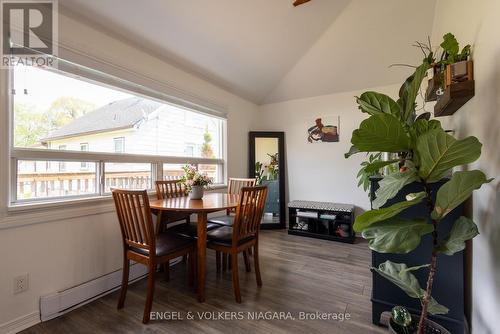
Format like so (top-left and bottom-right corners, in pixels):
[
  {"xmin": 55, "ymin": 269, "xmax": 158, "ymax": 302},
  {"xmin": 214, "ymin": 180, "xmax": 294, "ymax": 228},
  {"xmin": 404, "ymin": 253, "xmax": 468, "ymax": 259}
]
[
  {"xmin": 112, "ymin": 189, "xmax": 155, "ymax": 254},
  {"xmin": 227, "ymin": 178, "xmax": 256, "ymax": 214},
  {"xmin": 227, "ymin": 178, "xmax": 257, "ymax": 195},
  {"xmin": 155, "ymin": 180, "xmax": 186, "ymax": 200},
  {"xmin": 232, "ymin": 186, "xmax": 268, "ymax": 244}
]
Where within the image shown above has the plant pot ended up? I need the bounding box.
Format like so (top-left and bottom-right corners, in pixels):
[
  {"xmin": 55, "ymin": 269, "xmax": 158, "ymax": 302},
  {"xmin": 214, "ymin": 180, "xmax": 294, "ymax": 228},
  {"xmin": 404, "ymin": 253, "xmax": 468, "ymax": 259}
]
[
  {"xmin": 189, "ymin": 186, "xmax": 204, "ymax": 200},
  {"xmin": 444, "ymin": 60, "xmax": 473, "ymax": 86},
  {"xmin": 381, "ymin": 311, "xmax": 450, "ymax": 334}
]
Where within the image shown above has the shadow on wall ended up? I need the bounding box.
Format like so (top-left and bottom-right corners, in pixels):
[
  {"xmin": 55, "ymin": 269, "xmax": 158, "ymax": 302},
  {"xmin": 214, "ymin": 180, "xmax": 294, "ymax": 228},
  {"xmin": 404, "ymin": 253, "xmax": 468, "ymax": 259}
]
[
  {"xmin": 470, "ymin": 48, "xmax": 500, "ymax": 334},
  {"xmin": 472, "ymin": 181, "xmax": 500, "ymax": 334}
]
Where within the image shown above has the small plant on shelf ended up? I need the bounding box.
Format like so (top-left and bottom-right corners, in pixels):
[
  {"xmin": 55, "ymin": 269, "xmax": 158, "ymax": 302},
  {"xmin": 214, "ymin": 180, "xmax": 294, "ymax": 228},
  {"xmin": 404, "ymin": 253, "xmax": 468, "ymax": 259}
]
[{"xmin": 345, "ymin": 41, "xmax": 491, "ymax": 332}]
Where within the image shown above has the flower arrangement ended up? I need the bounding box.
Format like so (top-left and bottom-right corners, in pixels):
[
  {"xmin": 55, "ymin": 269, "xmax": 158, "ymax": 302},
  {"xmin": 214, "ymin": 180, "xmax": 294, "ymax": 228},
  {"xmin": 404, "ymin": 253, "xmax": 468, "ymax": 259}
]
[{"xmin": 178, "ymin": 164, "xmax": 213, "ymax": 193}]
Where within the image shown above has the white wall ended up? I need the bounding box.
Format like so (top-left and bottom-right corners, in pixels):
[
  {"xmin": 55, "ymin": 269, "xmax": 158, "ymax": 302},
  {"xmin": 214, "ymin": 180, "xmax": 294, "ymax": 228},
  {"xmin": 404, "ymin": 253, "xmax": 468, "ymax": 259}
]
[
  {"xmin": 0, "ymin": 9, "xmax": 258, "ymax": 330},
  {"xmin": 257, "ymin": 84, "xmax": 400, "ymax": 213},
  {"xmin": 431, "ymin": 1, "xmax": 500, "ymax": 333}
]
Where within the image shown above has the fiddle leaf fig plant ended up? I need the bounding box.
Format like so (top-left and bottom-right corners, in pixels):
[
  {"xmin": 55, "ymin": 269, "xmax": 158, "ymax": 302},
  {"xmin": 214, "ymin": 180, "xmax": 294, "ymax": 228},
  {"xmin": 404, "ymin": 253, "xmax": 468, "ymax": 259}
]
[{"xmin": 346, "ymin": 49, "xmax": 492, "ymax": 333}]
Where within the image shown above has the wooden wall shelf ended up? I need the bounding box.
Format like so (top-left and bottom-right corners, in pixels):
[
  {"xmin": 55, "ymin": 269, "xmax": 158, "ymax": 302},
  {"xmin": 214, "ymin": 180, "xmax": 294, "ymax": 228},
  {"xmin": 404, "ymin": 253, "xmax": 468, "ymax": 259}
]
[{"xmin": 434, "ymin": 80, "xmax": 475, "ymax": 117}]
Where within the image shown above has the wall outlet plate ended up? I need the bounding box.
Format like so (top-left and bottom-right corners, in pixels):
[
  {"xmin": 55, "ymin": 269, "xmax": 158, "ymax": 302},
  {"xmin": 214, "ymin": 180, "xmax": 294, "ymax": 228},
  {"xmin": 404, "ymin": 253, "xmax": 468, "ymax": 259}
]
[{"xmin": 13, "ymin": 273, "xmax": 29, "ymax": 294}]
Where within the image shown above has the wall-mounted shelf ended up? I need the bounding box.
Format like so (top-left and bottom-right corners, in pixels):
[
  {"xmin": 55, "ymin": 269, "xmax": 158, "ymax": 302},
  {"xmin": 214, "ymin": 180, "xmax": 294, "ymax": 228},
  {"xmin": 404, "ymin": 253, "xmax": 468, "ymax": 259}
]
[
  {"xmin": 434, "ymin": 80, "xmax": 475, "ymax": 117},
  {"xmin": 425, "ymin": 60, "xmax": 475, "ymax": 117}
]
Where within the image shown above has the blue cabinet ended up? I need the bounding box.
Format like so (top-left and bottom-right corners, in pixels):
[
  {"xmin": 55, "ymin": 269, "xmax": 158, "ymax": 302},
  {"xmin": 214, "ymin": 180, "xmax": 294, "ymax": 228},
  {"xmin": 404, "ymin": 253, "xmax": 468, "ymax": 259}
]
[{"xmin": 370, "ymin": 177, "xmax": 466, "ymax": 333}]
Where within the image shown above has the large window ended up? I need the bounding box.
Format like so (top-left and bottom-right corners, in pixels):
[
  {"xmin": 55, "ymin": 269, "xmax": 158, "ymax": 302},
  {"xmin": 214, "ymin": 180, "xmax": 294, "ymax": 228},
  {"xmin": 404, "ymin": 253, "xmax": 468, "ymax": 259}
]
[{"xmin": 9, "ymin": 64, "xmax": 226, "ymax": 203}]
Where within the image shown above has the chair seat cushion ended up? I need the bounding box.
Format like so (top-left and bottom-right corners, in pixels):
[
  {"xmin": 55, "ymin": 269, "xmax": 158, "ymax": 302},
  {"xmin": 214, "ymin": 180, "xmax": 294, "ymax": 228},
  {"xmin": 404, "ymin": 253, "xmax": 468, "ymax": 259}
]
[
  {"xmin": 208, "ymin": 215, "xmax": 234, "ymax": 226},
  {"xmin": 130, "ymin": 232, "xmax": 194, "ymax": 257},
  {"xmin": 207, "ymin": 226, "xmax": 255, "ymax": 246},
  {"xmin": 169, "ymin": 222, "xmax": 221, "ymax": 238}
]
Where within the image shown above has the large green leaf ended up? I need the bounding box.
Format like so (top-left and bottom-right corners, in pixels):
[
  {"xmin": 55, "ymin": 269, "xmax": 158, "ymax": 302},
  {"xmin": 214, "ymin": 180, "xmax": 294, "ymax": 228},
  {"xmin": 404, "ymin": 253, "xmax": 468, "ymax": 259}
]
[
  {"xmin": 436, "ymin": 216, "xmax": 479, "ymax": 255},
  {"xmin": 373, "ymin": 261, "xmax": 449, "ymax": 315},
  {"xmin": 372, "ymin": 170, "xmax": 419, "ymax": 209},
  {"xmin": 440, "ymin": 33, "xmax": 459, "ymax": 60},
  {"xmin": 416, "ymin": 129, "xmax": 482, "ymax": 183},
  {"xmin": 398, "ymin": 62, "xmax": 431, "ymax": 124},
  {"xmin": 364, "ymin": 159, "xmax": 399, "ymax": 174},
  {"xmin": 432, "ymin": 170, "xmax": 493, "ymax": 220},
  {"xmin": 354, "ymin": 192, "xmax": 425, "ymax": 232},
  {"xmin": 428, "ymin": 298, "xmax": 450, "ymax": 315},
  {"xmin": 409, "ymin": 119, "xmax": 443, "ymax": 149},
  {"xmin": 373, "ymin": 261, "xmax": 425, "ymax": 298},
  {"xmin": 344, "ymin": 145, "xmax": 360, "ymax": 159},
  {"xmin": 351, "ymin": 114, "xmax": 410, "ymax": 153},
  {"xmin": 356, "ymin": 92, "xmax": 401, "ymax": 118},
  {"xmin": 362, "ymin": 218, "xmax": 433, "ymax": 253}
]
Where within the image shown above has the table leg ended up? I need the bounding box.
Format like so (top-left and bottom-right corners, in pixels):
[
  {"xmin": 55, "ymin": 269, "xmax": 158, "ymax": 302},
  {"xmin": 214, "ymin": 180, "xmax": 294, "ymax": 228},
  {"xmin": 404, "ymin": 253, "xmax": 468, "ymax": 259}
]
[
  {"xmin": 155, "ymin": 211, "xmax": 163, "ymax": 235},
  {"xmin": 197, "ymin": 212, "xmax": 207, "ymax": 302}
]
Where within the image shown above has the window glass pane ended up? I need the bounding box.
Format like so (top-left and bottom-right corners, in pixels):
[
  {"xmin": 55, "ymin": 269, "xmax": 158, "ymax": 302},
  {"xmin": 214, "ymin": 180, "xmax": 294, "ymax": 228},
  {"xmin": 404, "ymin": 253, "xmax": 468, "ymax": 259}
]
[
  {"xmin": 17, "ymin": 160, "xmax": 97, "ymax": 200},
  {"xmin": 104, "ymin": 163, "xmax": 152, "ymax": 192},
  {"xmin": 162, "ymin": 164, "xmax": 185, "ymax": 180},
  {"xmin": 13, "ymin": 65, "xmax": 224, "ymax": 158},
  {"xmin": 198, "ymin": 164, "xmax": 221, "ymax": 184}
]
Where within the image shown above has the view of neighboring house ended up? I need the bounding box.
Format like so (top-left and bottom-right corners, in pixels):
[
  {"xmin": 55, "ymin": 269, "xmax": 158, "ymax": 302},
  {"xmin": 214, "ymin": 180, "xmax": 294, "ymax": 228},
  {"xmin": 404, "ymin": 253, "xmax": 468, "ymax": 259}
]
[
  {"xmin": 42, "ymin": 96, "xmax": 219, "ymax": 159},
  {"xmin": 17, "ymin": 97, "xmax": 220, "ymax": 199}
]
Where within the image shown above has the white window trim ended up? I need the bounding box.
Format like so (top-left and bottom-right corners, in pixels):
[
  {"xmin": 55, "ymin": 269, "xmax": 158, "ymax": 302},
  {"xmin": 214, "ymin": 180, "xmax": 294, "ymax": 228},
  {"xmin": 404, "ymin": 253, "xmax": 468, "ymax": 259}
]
[
  {"xmin": 5, "ymin": 59, "xmax": 228, "ymax": 209},
  {"xmin": 11, "ymin": 148, "xmax": 226, "ymax": 206}
]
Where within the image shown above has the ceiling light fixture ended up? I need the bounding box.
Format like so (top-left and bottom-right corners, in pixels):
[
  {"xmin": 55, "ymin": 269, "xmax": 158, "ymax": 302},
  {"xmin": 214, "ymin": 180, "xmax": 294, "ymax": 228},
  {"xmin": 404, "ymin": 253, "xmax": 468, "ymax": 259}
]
[{"xmin": 293, "ymin": 0, "xmax": 311, "ymax": 7}]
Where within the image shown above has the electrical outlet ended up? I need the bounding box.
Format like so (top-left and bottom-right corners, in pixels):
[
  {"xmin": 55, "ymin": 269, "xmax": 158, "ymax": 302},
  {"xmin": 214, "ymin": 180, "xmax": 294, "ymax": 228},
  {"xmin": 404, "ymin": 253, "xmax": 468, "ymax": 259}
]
[{"xmin": 13, "ymin": 274, "xmax": 29, "ymax": 294}]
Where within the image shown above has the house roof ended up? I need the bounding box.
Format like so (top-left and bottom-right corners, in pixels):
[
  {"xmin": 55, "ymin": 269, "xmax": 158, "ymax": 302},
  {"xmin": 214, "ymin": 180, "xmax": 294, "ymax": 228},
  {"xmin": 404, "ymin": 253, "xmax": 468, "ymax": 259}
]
[{"xmin": 43, "ymin": 97, "xmax": 162, "ymax": 141}]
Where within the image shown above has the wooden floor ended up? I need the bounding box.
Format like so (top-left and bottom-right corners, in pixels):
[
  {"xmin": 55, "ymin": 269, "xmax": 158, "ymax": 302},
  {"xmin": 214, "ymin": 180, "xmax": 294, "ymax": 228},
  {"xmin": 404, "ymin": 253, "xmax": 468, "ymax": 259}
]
[{"xmin": 22, "ymin": 231, "xmax": 386, "ymax": 334}]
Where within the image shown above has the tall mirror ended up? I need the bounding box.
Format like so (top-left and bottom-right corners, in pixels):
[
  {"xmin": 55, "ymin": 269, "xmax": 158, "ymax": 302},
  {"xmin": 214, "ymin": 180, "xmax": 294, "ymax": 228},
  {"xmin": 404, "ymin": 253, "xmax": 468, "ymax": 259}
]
[{"xmin": 249, "ymin": 132, "xmax": 286, "ymax": 229}]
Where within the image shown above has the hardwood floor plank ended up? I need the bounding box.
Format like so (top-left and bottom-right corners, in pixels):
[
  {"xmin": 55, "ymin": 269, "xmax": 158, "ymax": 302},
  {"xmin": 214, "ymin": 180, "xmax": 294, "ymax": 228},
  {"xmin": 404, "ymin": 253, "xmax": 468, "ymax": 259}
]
[{"xmin": 21, "ymin": 231, "xmax": 385, "ymax": 334}]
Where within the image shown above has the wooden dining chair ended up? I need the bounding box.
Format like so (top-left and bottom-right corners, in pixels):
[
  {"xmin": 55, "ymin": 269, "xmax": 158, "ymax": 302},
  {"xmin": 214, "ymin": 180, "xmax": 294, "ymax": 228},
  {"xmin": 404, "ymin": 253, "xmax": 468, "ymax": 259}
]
[
  {"xmin": 209, "ymin": 178, "xmax": 257, "ymax": 270},
  {"xmin": 206, "ymin": 185, "xmax": 268, "ymax": 303},
  {"xmin": 112, "ymin": 189, "xmax": 196, "ymax": 324},
  {"xmin": 226, "ymin": 178, "xmax": 257, "ymax": 215},
  {"xmin": 154, "ymin": 180, "xmax": 191, "ymax": 232},
  {"xmin": 156, "ymin": 179, "xmax": 221, "ymax": 239}
]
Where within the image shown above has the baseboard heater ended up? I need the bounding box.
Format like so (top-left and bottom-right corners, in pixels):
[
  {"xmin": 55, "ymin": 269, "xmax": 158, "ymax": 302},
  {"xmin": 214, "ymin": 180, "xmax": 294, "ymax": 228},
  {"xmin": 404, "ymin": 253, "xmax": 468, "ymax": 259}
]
[{"xmin": 40, "ymin": 260, "xmax": 179, "ymax": 321}]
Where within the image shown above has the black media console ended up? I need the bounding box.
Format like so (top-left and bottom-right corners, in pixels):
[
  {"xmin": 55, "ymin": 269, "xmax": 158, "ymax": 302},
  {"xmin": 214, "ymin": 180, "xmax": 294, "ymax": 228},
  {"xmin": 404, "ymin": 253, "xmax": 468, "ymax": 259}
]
[{"xmin": 287, "ymin": 200, "xmax": 355, "ymax": 243}]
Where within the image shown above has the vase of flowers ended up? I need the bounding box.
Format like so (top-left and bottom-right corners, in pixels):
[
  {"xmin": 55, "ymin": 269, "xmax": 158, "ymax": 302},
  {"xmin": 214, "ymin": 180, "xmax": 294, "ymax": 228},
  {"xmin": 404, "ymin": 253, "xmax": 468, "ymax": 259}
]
[{"xmin": 178, "ymin": 165, "xmax": 213, "ymax": 200}]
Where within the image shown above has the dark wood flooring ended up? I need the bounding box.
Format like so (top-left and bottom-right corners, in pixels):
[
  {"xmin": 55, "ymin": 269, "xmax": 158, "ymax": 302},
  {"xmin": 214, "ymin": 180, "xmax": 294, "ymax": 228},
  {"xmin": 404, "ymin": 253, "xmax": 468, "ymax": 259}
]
[{"xmin": 22, "ymin": 230, "xmax": 386, "ymax": 334}]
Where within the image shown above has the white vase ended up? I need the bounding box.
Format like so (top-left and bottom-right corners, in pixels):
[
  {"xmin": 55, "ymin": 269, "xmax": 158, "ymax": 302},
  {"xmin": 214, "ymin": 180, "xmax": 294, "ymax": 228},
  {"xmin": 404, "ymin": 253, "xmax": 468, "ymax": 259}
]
[{"xmin": 189, "ymin": 185, "xmax": 204, "ymax": 200}]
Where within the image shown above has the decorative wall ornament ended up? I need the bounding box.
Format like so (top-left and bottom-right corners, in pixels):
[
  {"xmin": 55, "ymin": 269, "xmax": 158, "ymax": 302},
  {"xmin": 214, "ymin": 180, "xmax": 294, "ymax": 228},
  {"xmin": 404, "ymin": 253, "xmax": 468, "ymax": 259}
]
[{"xmin": 307, "ymin": 116, "xmax": 340, "ymax": 143}]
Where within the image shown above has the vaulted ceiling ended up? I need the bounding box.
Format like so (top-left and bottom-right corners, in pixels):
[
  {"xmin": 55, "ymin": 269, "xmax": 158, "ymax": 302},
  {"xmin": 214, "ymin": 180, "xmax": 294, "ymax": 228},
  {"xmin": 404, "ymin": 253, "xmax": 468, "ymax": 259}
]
[{"xmin": 61, "ymin": 0, "xmax": 436, "ymax": 104}]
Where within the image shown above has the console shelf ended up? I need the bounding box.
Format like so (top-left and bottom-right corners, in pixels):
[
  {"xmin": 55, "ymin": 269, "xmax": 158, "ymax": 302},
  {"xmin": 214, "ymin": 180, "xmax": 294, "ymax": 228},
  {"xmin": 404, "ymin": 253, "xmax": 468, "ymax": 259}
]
[{"xmin": 287, "ymin": 201, "xmax": 355, "ymax": 243}]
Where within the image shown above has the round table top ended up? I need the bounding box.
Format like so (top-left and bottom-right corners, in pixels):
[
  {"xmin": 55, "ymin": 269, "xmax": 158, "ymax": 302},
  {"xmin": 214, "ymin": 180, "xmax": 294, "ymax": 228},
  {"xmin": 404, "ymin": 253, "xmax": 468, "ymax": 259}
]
[{"xmin": 149, "ymin": 192, "xmax": 240, "ymax": 212}]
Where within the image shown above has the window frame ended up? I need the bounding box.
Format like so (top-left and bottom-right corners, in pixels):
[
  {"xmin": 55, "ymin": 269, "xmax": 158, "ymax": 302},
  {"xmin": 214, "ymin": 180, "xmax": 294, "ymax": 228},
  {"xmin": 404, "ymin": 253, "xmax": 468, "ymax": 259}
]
[{"xmin": 7, "ymin": 64, "xmax": 227, "ymax": 206}]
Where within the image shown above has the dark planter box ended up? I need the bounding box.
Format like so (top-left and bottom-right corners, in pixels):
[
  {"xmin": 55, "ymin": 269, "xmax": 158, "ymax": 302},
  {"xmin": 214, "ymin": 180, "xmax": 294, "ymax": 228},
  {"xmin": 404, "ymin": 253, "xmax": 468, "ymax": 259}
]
[{"xmin": 370, "ymin": 177, "xmax": 466, "ymax": 334}]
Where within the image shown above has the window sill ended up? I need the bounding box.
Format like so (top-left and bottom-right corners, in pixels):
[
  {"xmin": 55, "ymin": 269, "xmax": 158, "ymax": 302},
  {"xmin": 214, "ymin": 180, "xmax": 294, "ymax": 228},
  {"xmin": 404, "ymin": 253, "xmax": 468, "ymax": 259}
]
[{"xmin": 1, "ymin": 184, "xmax": 228, "ymax": 230}]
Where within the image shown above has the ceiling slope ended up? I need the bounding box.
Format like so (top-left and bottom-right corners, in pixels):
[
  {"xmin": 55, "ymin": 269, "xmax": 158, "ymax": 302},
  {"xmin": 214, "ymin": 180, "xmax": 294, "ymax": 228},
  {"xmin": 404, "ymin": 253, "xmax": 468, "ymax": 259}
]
[
  {"xmin": 61, "ymin": 0, "xmax": 351, "ymax": 103},
  {"xmin": 60, "ymin": 0, "xmax": 436, "ymax": 104},
  {"xmin": 264, "ymin": 0, "xmax": 437, "ymax": 103}
]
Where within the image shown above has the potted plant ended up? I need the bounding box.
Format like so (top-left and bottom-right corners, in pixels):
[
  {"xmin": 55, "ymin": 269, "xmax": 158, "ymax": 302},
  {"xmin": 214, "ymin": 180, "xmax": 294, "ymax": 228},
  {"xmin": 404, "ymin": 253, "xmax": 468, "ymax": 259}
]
[
  {"xmin": 345, "ymin": 50, "xmax": 491, "ymax": 332},
  {"xmin": 438, "ymin": 33, "xmax": 471, "ymax": 86},
  {"xmin": 423, "ymin": 33, "xmax": 472, "ymax": 101},
  {"xmin": 178, "ymin": 164, "xmax": 213, "ymax": 200}
]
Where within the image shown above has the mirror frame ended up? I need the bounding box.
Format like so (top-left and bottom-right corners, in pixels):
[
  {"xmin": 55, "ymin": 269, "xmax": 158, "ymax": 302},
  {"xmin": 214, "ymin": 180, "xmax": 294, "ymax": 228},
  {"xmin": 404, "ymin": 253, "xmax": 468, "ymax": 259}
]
[{"xmin": 248, "ymin": 131, "xmax": 286, "ymax": 229}]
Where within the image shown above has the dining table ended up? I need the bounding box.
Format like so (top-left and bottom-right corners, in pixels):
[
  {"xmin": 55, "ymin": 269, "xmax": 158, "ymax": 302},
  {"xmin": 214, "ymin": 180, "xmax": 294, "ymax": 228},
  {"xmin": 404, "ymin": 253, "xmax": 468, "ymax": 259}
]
[{"xmin": 149, "ymin": 192, "xmax": 240, "ymax": 302}]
